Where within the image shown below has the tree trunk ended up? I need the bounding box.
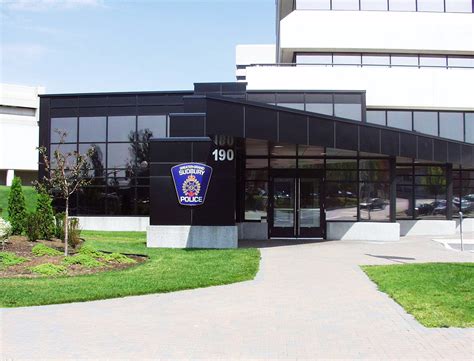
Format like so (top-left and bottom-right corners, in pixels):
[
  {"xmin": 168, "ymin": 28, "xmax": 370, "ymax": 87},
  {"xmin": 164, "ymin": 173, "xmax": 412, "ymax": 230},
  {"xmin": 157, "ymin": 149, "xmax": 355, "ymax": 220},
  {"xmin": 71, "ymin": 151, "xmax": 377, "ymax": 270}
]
[{"xmin": 64, "ymin": 198, "xmax": 69, "ymax": 256}]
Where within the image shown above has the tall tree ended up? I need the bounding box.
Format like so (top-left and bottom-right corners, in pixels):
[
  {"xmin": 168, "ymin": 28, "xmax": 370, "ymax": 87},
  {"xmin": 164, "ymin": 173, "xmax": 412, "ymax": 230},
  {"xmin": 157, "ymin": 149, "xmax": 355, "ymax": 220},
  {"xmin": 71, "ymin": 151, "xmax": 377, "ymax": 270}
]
[
  {"xmin": 7, "ymin": 177, "xmax": 27, "ymax": 235},
  {"xmin": 37, "ymin": 130, "xmax": 94, "ymax": 256},
  {"xmin": 35, "ymin": 187, "xmax": 56, "ymax": 239}
]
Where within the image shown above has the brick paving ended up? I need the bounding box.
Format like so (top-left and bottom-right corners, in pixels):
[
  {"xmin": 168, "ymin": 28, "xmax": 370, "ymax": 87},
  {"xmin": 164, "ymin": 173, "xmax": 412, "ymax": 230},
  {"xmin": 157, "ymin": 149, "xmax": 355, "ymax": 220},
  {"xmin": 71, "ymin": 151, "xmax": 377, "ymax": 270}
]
[{"xmin": 1, "ymin": 235, "xmax": 473, "ymax": 359}]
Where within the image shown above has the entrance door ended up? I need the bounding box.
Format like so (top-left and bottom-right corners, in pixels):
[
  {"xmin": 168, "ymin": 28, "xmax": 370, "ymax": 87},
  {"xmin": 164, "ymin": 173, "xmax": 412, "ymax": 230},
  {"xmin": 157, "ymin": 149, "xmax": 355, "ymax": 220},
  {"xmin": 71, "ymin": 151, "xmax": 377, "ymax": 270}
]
[{"xmin": 270, "ymin": 176, "xmax": 324, "ymax": 238}]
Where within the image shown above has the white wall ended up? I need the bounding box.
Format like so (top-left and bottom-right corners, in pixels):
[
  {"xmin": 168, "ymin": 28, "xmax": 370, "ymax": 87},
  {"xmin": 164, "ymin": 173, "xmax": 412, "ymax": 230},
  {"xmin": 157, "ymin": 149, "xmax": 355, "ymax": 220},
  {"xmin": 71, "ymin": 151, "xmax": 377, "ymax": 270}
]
[
  {"xmin": 235, "ymin": 44, "xmax": 276, "ymax": 79},
  {"xmin": 280, "ymin": 10, "xmax": 474, "ymax": 61}
]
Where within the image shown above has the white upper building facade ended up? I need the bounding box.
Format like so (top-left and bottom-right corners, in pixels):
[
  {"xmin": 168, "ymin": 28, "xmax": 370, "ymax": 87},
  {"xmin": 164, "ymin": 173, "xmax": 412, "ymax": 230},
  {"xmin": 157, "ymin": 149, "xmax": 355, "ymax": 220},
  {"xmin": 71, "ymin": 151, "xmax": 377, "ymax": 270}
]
[
  {"xmin": 236, "ymin": 0, "xmax": 473, "ymax": 143},
  {"xmin": 0, "ymin": 84, "xmax": 44, "ymax": 186}
]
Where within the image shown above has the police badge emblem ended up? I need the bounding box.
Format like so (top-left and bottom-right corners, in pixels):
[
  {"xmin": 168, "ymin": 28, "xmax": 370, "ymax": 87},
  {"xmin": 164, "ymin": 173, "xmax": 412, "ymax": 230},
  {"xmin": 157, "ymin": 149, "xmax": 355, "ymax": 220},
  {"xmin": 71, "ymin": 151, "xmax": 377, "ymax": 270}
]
[{"xmin": 171, "ymin": 163, "xmax": 213, "ymax": 206}]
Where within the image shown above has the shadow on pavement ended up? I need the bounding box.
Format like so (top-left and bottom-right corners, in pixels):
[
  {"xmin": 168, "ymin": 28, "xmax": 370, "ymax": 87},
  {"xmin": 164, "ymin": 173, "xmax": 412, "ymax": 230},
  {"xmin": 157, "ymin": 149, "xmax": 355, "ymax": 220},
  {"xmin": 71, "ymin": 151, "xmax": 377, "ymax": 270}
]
[
  {"xmin": 365, "ymin": 254, "xmax": 416, "ymax": 263},
  {"xmin": 239, "ymin": 238, "xmax": 330, "ymax": 248}
]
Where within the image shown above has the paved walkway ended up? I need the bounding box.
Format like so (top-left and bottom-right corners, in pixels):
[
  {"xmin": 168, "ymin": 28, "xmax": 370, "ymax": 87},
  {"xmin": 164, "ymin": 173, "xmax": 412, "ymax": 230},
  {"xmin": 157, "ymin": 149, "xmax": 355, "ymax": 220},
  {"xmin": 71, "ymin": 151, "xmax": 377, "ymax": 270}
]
[{"xmin": 1, "ymin": 236, "xmax": 473, "ymax": 359}]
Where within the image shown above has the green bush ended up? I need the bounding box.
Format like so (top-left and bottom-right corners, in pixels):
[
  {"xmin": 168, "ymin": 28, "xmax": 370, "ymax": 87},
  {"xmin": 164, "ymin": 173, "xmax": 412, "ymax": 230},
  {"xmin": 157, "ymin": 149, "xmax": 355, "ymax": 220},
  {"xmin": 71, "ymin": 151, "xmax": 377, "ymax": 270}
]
[
  {"xmin": 0, "ymin": 251, "xmax": 27, "ymax": 267},
  {"xmin": 25, "ymin": 212, "xmax": 42, "ymax": 241},
  {"xmin": 54, "ymin": 213, "xmax": 82, "ymax": 249},
  {"xmin": 29, "ymin": 263, "xmax": 66, "ymax": 276},
  {"xmin": 102, "ymin": 252, "xmax": 136, "ymax": 264},
  {"xmin": 32, "ymin": 243, "xmax": 62, "ymax": 257},
  {"xmin": 7, "ymin": 177, "xmax": 27, "ymax": 235},
  {"xmin": 35, "ymin": 190, "xmax": 56, "ymax": 240},
  {"xmin": 54, "ymin": 212, "xmax": 65, "ymax": 240},
  {"xmin": 62, "ymin": 254, "xmax": 104, "ymax": 268},
  {"xmin": 78, "ymin": 243, "xmax": 105, "ymax": 258}
]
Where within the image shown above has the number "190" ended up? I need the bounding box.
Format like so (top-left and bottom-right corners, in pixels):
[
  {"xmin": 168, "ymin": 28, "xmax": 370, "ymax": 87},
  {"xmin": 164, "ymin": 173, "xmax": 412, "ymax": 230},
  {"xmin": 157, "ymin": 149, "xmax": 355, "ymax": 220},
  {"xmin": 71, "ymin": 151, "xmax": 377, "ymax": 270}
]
[{"xmin": 212, "ymin": 149, "xmax": 234, "ymax": 161}]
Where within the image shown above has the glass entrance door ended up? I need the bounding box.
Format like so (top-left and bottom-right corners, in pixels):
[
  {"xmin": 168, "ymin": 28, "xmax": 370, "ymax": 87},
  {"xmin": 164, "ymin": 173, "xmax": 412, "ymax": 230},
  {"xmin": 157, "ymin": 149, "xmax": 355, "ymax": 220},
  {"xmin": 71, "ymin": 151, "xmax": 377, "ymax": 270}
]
[{"xmin": 270, "ymin": 176, "xmax": 324, "ymax": 238}]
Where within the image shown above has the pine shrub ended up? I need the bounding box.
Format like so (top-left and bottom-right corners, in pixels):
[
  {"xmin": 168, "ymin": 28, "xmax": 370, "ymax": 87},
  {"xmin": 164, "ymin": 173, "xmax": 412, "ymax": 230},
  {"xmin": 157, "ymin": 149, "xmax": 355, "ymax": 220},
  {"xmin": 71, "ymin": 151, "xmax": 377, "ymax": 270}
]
[
  {"xmin": 25, "ymin": 212, "xmax": 42, "ymax": 241},
  {"xmin": 7, "ymin": 177, "xmax": 27, "ymax": 235},
  {"xmin": 35, "ymin": 190, "xmax": 55, "ymax": 240}
]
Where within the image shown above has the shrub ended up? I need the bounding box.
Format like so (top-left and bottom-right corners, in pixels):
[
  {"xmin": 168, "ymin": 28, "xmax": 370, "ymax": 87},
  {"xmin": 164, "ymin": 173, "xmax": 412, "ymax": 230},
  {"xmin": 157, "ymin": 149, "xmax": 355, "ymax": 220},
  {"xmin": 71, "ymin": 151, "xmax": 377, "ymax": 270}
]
[
  {"xmin": 32, "ymin": 243, "xmax": 62, "ymax": 257},
  {"xmin": 25, "ymin": 212, "xmax": 42, "ymax": 241},
  {"xmin": 78, "ymin": 244, "xmax": 105, "ymax": 258},
  {"xmin": 68, "ymin": 217, "xmax": 82, "ymax": 249},
  {"xmin": 102, "ymin": 252, "xmax": 136, "ymax": 264},
  {"xmin": 0, "ymin": 251, "xmax": 27, "ymax": 267},
  {"xmin": 54, "ymin": 212, "xmax": 65, "ymax": 240},
  {"xmin": 35, "ymin": 190, "xmax": 56, "ymax": 239},
  {"xmin": 62, "ymin": 254, "xmax": 104, "ymax": 268},
  {"xmin": 7, "ymin": 177, "xmax": 27, "ymax": 235},
  {"xmin": 29, "ymin": 263, "xmax": 66, "ymax": 276},
  {"xmin": 0, "ymin": 218, "xmax": 12, "ymax": 250}
]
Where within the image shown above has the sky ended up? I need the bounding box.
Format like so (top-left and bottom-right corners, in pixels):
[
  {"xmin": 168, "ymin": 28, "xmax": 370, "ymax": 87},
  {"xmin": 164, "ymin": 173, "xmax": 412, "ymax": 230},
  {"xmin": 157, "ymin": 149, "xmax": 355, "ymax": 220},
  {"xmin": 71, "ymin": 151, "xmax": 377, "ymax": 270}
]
[{"xmin": 1, "ymin": 0, "xmax": 275, "ymax": 93}]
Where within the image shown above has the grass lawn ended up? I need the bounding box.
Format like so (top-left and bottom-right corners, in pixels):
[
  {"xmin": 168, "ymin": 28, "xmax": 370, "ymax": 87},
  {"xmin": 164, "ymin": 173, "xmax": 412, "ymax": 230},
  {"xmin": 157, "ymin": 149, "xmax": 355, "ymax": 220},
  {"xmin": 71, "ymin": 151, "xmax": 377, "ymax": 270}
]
[
  {"xmin": 362, "ymin": 263, "xmax": 474, "ymax": 328},
  {"xmin": 0, "ymin": 231, "xmax": 260, "ymax": 307},
  {"xmin": 0, "ymin": 185, "xmax": 38, "ymax": 219}
]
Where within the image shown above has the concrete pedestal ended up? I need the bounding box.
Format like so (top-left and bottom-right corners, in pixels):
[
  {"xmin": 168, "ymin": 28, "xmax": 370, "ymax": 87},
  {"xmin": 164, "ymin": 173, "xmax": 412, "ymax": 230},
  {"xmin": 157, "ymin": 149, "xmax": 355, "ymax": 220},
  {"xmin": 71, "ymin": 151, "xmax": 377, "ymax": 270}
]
[
  {"xmin": 147, "ymin": 225, "xmax": 238, "ymax": 248},
  {"xmin": 398, "ymin": 220, "xmax": 456, "ymax": 236},
  {"xmin": 327, "ymin": 222, "xmax": 400, "ymax": 241},
  {"xmin": 238, "ymin": 222, "xmax": 268, "ymax": 240}
]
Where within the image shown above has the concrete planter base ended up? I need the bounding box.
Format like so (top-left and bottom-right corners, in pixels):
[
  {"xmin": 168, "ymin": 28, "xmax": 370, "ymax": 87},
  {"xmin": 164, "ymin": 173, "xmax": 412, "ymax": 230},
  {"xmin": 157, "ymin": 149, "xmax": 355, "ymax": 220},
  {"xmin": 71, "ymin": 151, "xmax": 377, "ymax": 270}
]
[
  {"xmin": 238, "ymin": 222, "xmax": 268, "ymax": 240},
  {"xmin": 327, "ymin": 222, "xmax": 400, "ymax": 241},
  {"xmin": 77, "ymin": 217, "xmax": 150, "ymax": 232},
  {"xmin": 147, "ymin": 225, "xmax": 238, "ymax": 248},
  {"xmin": 398, "ymin": 220, "xmax": 456, "ymax": 236}
]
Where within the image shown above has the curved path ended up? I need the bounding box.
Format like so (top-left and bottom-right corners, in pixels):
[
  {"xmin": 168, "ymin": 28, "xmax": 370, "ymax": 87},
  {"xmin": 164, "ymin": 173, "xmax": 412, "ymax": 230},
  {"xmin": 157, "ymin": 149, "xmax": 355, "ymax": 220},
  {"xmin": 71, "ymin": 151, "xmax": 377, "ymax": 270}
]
[{"xmin": 1, "ymin": 237, "xmax": 473, "ymax": 359}]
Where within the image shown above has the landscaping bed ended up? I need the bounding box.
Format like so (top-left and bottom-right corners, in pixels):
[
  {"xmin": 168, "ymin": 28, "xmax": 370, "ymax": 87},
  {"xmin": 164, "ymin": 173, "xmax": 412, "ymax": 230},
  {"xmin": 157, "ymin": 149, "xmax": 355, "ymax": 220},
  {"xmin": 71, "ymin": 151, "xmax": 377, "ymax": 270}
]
[{"xmin": 0, "ymin": 236, "xmax": 145, "ymax": 278}]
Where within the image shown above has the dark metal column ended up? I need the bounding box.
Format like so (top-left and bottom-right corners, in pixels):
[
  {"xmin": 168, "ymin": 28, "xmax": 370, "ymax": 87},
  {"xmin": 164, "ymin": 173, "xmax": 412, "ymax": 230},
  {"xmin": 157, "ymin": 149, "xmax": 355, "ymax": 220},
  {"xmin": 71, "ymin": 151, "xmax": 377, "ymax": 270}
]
[
  {"xmin": 446, "ymin": 163, "xmax": 453, "ymax": 220},
  {"xmin": 389, "ymin": 157, "xmax": 397, "ymax": 222}
]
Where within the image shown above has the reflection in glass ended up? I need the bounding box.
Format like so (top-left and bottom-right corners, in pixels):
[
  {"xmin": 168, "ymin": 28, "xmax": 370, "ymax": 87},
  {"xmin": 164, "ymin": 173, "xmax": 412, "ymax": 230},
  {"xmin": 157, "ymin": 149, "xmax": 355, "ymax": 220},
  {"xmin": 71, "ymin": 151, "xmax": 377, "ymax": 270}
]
[
  {"xmin": 50, "ymin": 143, "xmax": 77, "ymax": 169},
  {"xmin": 137, "ymin": 115, "xmax": 167, "ymax": 138},
  {"xmin": 439, "ymin": 112, "xmax": 463, "ymax": 141},
  {"xmin": 445, "ymin": 0, "xmax": 472, "ymax": 13},
  {"xmin": 296, "ymin": 0, "xmax": 331, "ymax": 9},
  {"xmin": 417, "ymin": 0, "xmax": 444, "ymax": 12},
  {"xmin": 414, "ymin": 111, "xmax": 438, "ymax": 136},
  {"xmin": 296, "ymin": 54, "xmax": 332, "ymax": 65},
  {"xmin": 359, "ymin": 182, "xmax": 390, "ymax": 221},
  {"xmin": 136, "ymin": 187, "xmax": 150, "ymax": 215},
  {"xmin": 79, "ymin": 143, "xmax": 106, "ymax": 179},
  {"xmin": 305, "ymin": 93, "xmax": 333, "ymax": 115},
  {"xmin": 419, "ymin": 56, "xmax": 446, "ymax": 67},
  {"xmin": 79, "ymin": 117, "xmax": 106, "ymax": 142},
  {"xmin": 270, "ymin": 158, "xmax": 297, "ymax": 168},
  {"xmin": 299, "ymin": 179, "xmax": 320, "ymax": 227},
  {"xmin": 362, "ymin": 54, "xmax": 390, "ymax": 66},
  {"xmin": 106, "ymin": 187, "xmax": 135, "ymax": 215},
  {"xmin": 387, "ymin": 111, "xmax": 412, "ymax": 130},
  {"xmin": 326, "ymin": 182, "xmax": 358, "ymax": 220},
  {"xmin": 108, "ymin": 116, "xmax": 136, "ymax": 142},
  {"xmin": 245, "ymin": 181, "xmax": 268, "ymax": 221},
  {"xmin": 465, "ymin": 113, "xmax": 474, "ymax": 143},
  {"xmin": 367, "ymin": 110, "xmax": 386, "ymax": 125},
  {"xmin": 390, "ymin": 55, "xmax": 418, "ymax": 66},
  {"xmin": 107, "ymin": 143, "xmax": 134, "ymax": 169},
  {"xmin": 396, "ymin": 185, "xmax": 413, "ymax": 219},
  {"xmin": 388, "ymin": 0, "xmax": 416, "ymax": 11},
  {"xmin": 246, "ymin": 158, "xmax": 268, "ymax": 169},
  {"xmin": 270, "ymin": 143, "xmax": 296, "ymax": 156},
  {"xmin": 77, "ymin": 187, "xmax": 106, "ymax": 215},
  {"xmin": 246, "ymin": 138, "xmax": 268, "ymax": 156},
  {"xmin": 448, "ymin": 56, "xmax": 474, "ymax": 68},
  {"xmin": 333, "ymin": 54, "xmax": 361, "ymax": 65},
  {"xmin": 298, "ymin": 145, "xmax": 325, "ymax": 156},
  {"xmin": 51, "ymin": 117, "xmax": 77, "ymax": 143},
  {"xmin": 273, "ymin": 178, "xmax": 294, "ymax": 227},
  {"xmin": 361, "ymin": 0, "xmax": 388, "ymax": 10},
  {"xmin": 334, "ymin": 94, "xmax": 362, "ymax": 121},
  {"xmin": 298, "ymin": 158, "xmax": 324, "ymax": 169}
]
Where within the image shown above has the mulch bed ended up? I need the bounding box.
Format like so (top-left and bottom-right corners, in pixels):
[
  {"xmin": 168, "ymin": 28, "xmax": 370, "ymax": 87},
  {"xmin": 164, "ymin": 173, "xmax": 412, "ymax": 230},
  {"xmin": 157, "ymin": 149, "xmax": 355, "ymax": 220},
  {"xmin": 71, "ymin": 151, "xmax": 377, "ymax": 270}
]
[{"xmin": 0, "ymin": 236, "xmax": 146, "ymax": 278}]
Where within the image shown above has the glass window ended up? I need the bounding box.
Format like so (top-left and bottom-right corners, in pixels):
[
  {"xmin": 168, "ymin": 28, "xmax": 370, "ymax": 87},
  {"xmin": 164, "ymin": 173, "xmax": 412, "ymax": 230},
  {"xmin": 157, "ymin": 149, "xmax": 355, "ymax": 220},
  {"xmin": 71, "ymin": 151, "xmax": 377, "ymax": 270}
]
[
  {"xmin": 439, "ymin": 112, "xmax": 464, "ymax": 141},
  {"xmin": 367, "ymin": 110, "xmax": 386, "ymax": 125},
  {"xmin": 326, "ymin": 182, "xmax": 358, "ymax": 220},
  {"xmin": 390, "ymin": 55, "xmax": 418, "ymax": 66},
  {"xmin": 362, "ymin": 54, "xmax": 390, "ymax": 66},
  {"xmin": 388, "ymin": 0, "xmax": 416, "ymax": 11},
  {"xmin": 413, "ymin": 111, "xmax": 438, "ymax": 136},
  {"xmin": 298, "ymin": 145, "xmax": 325, "ymax": 156},
  {"xmin": 107, "ymin": 143, "xmax": 134, "ymax": 169},
  {"xmin": 396, "ymin": 185, "xmax": 413, "ymax": 219},
  {"xmin": 108, "ymin": 116, "xmax": 136, "ymax": 142},
  {"xmin": 448, "ymin": 57, "xmax": 474, "ymax": 68},
  {"xmin": 296, "ymin": 0, "xmax": 331, "ymax": 10},
  {"xmin": 270, "ymin": 158, "xmax": 297, "ymax": 168},
  {"xmin": 106, "ymin": 187, "xmax": 135, "ymax": 215},
  {"xmin": 270, "ymin": 143, "xmax": 297, "ymax": 156},
  {"xmin": 333, "ymin": 54, "xmax": 361, "ymax": 66},
  {"xmin": 445, "ymin": 0, "xmax": 472, "ymax": 13},
  {"xmin": 360, "ymin": 159, "xmax": 390, "ymax": 170},
  {"xmin": 51, "ymin": 117, "xmax": 77, "ymax": 143},
  {"xmin": 305, "ymin": 93, "xmax": 333, "ymax": 115},
  {"xmin": 360, "ymin": 183, "xmax": 390, "ymax": 221},
  {"xmin": 296, "ymin": 53, "xmax": 332, "ymax": 65},
  {"xmin": 332, "ymin": 0, "xmax": 360, "ymax": 10},
  {"xmin": 246, "ymin": 139, "xmax": 268, "ymax": 156},
  {"xmin": 414, "ymin": 185, "xmax": 446, "ymax": 219},
  {"xmin": 245, "ymin": 181, "xmax": 268, "ymax": 221},
  {"xmin": 79, "ymin": 143, "xmax": 106, "ymax": 175},
  {"xmin": 137, "ymin": 115, "xmax": 167, "ymax": 140},
  {"xmin": 77, "ymin": 187, "xmax": 106, "ymax": 215},
  {"xmin": 276, "ymin": 93, "xmax": 305, "ymax": 111},
  {"xmin": 50, "ymin": 143, "xmax": 77, "ymax": 169},
  {"xmin": 136, "ymin": 186, "xmax": 150, "ymax": 215},
  {"xmin": 419, "ymin": 56, "xmax": 446, "ymax": 67},
  {"xmin": 417, "ymin": 0, "xmax": 445, "ymax": 12},
  {"xmin": 387, "ymin": 111, "xmax": 412, "ymax": 130},
  {"xmin": 361, "ymin": 0, "xmax": 388, "ymax": 10},
  {"xmin": 465, "ymin": 113, "xmax": 474, "ymax": 143},
  {"xmin": 247, "ymin": 93, "xmax": 275, "ymax": 105},
  {"xmin": 246, "ymin": 158, "xmax": 268, "ymax": 169},
  {"xmin": 298, "ymin": 158, "xmax": 325, "ymax": 169},
  {"xmin": 334, "ymin": 94, "xmax": 362, "ymax": 121},
  {"xmin": 79, "ymin": 117, "xmax": 106, "ymax": 143}
]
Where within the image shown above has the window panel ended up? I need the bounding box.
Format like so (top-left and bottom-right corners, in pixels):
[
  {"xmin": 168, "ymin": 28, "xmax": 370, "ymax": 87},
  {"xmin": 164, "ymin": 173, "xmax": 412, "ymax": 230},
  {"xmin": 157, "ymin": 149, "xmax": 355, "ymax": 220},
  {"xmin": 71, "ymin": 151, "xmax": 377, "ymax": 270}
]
[
  {"xmin": 387, "ymin": 111, "xmax": 412, "ymax": 130},
  {"xmin": 136, "ymin": 186, "xmax": 150, "ymax": 215},
  {"xmin": 332, "ymin": 0, "xmax": 360, "ymax": 10},
  {"xmin": 360, "ymin": 183, "xmax": 390, "ymax": 221},
  {"xmin": 246, "ymin": 138, "xmax": 268, "ymax": 156},
  {"xmin": 137, "ymin": 115, "xmax": 167, "ymax": 139},
  {"xmin": 413, "ymin": 111, "xmax": 438, "ymax": 136},
  {"xmin": 305, "ymin": 93, "xmax": 333, "ymax": 115},
  {"xmin": 246, "ymin": 158, "xmax": 268, "ymax": 169},
  {"xmin": 366, "ymin": 110, "xmax": 386, "ymax": 125},
  {"xmin": 79, "ymin": 143, "xmax": 106, "ymax": 177},
  {"xmin": 417, "ymin": 0, "xmax": 445, "ymax": 12},
  {"xmin": 390, "ymin": 55, "xmax": 418, "ymax": 66},
  {"xmin": 415, "ymin": 185, "xmax": 446, "ymax": 219},
  {"xmin": 396, "ymin": 185, "xmax": 413, "ymax": 219},
  {"xmin": 296, "ymin": 0, "xmax": 331, "ymax": 10},
  {"xmin": 334, "ymin": 94, "xmax": 362, "ymax": 121},
  {"xmin": 333, "ymin": 54, "xmax": 361, "ymax": 66},
  {"xmin": 419, "ymin": 56, "xmax": 446, "ymax": 67},
  {"xmin": 245, "ymin": 181, "xmax": 268, "ymax": 221},
  {"xmin": 361, "ymin": 0, "xmax": 388, "ymax": 10},
  {"xmin": 448, "ymin": 57, "xmax": 474, "ymax": 68},
  {"xmin": 51, "ymin": 117, "xmax": 77, "ymax": 143},
  {"xmin": 270, "ymin": 143, "xmax": 297, "ymax": 156},
  {"xmin": 79, "ymin": 116, "xmax": 106, "ymax": 142},
  {"xmin": 389, "ymin": 0, "xmax": 416, "ymax": 11},
  {"xmin": 326, "ymin": 182, "xmax": 358, "ymax": 221},
  {"xmin": 465, "ymin": 113, "xmax": 474, "ymax": 143},
  {"xmin": 439, "ymin": 112, "xmax": 464, "ymax": 141},
  {"xmin": 77, "ymin": 187, "xmax": 107, "ymax": 215},
  {"xmin": 362, "ymin": 54, "xmax": 390, "ymax": 65},
  {"xmin": 247, "ymin": 93, "xmax": 275, "ymax": 105},
  {"xmin": 296, "ymin": 54, "xmax": 332, "ymax": 65},
  {"xmin": 445, "ymin": 0, "xmax": 472, "ymax": 13},
  {"xmin": 108, "ymin": 116, "xmax": 136, "ymax": 142},
  {"xmin": 270, "ymin": 158, "xmax": 297, "ymax": 168},
  {"xmin": 107, "ymin": 143, "xmax": 134, "ymax": 169},
  {"xmin": 106, "ymin": 187, "xmax": 135, "ymax": 215}
]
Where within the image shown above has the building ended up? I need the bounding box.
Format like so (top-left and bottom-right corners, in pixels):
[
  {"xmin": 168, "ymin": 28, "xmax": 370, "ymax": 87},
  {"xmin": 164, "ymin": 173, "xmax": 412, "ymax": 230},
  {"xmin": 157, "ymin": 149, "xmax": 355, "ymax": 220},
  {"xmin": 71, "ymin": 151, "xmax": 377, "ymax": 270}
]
[
  {"xmin": 38, "ymin": 0, "xmax": 473, "ymax": 247},
  {"xmin": 0, "ymin": 84, "xmax": 44, "ymax": 186}
]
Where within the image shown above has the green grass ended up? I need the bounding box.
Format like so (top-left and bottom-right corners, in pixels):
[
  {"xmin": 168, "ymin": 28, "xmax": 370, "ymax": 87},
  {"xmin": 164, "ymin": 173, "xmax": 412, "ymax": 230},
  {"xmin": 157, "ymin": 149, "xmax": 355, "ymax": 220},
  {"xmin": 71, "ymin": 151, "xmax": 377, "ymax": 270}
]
[
  {"xmin": 0, "ymin": 230, "xmax": 260, "ymax": 307},
  {"xmin": 0, "ymin": 185, "xmax": 38, "ymax": 219},
  {"xmin": 362, "ymin": 263, "xmax": 474, "ymax": 328}
]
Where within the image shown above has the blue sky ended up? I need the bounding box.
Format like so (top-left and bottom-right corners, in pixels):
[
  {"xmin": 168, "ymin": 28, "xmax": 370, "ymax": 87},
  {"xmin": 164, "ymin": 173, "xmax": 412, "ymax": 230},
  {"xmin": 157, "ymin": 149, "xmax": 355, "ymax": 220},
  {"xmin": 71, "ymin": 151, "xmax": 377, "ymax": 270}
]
[{"xmin": 1, "ymin": 0, "xmax": 275, "ymax": 93}]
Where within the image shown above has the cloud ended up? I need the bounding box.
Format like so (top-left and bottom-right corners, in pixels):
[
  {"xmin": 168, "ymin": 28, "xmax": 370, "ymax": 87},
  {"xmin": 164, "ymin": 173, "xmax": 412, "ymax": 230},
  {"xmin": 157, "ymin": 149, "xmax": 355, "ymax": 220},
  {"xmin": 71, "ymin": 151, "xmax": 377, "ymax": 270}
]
[
  {"xmin": 1, "ymin": 43, "xmax": 49, "ymax": 59},
  {"xmin": 0, "ymin": 0, "xmax": 105, "ymax": 12}
]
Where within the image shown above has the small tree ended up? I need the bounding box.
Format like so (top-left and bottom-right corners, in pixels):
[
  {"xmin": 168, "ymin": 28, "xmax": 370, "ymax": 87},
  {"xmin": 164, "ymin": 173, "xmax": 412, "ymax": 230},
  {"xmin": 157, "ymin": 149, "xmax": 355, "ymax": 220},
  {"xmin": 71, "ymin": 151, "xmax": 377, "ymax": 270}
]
[
  {"xmin": 0, "ymin": 218, "xmax": 12, "ymax": 250},
  {"xmin": 7, "ymin": 177, "xmax": 27, "ymax": 235},
  {"xmin": 37, "ymin": 130, "xmax": 94, "ymax": 256},
  {"xmin": 35, "ymin": 187, "xmax": 56, "ymax": 240}
]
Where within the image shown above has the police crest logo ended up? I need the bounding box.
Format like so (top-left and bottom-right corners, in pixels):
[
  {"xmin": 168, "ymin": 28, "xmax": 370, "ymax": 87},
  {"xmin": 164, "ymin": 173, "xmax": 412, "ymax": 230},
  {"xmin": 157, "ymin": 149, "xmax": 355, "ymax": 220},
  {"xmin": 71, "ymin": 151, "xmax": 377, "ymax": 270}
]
[{"xmin": 171, "ymin": 163, "xmax": 213, "ymax": 206}]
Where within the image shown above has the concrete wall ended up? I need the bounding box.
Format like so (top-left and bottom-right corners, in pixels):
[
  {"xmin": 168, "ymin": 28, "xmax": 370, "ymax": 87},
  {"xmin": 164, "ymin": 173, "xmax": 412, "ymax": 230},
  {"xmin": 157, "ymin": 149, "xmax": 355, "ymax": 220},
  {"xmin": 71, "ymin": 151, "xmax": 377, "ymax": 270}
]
[
  {"xmin": 77, "ymin": 217, "xmax": 149, "ymax": 232},
  {"xmin": 455, "ymin": 218, "xmax": 474, "ymax": 233},
  {"xmin": 147, "ymin": 225, "xmax": 238, "ymax": 249},
  {"xmin": 327, "ymin": 221, "xmax": 400, "ymax": 241},
  {"xmin": 398, "ymin": 220, "xmax": 456, "ymax": 236},
  {"xmin": 238, "ymin": 222, "xmax": 268, "ymax": 240}
]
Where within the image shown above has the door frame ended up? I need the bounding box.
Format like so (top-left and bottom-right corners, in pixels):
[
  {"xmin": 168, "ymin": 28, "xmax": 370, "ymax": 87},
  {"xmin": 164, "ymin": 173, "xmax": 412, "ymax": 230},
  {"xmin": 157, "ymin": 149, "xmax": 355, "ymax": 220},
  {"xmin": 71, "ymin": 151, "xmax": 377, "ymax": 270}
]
[{"xmin": 268, "ymin": 169, "xmax": 326, "ymax": 239}]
